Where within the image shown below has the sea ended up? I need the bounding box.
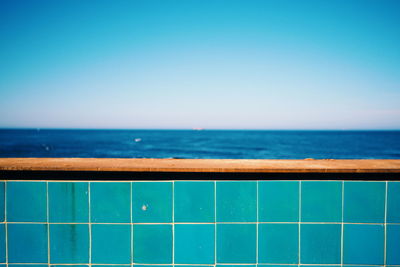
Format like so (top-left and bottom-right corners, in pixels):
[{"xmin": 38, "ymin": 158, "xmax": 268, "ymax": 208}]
[{"xmin": 0, "ymin": 129, "xmax": 400, "ymax": 159}]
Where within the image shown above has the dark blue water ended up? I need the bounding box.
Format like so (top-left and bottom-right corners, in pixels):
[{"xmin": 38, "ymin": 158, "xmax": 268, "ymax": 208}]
[{"xmin": 0, "ymin": 129, "xmax": 400, "ymax": 159}]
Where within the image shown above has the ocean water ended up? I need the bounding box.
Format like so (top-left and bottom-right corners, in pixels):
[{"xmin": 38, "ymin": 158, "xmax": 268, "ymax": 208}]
[{"xmin": 0, "ymin": 129, "xmax": 400, "ymax": 159}]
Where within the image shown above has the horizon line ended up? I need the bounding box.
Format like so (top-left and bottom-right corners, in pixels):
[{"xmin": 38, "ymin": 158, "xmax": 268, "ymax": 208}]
[{"xmin": 1, "ymin": 127, "xmax": 400, "ymax": 131}]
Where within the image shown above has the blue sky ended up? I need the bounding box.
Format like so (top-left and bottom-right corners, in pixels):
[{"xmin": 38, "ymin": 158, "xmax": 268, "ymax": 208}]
[{"xmin": 0, "ymin": 0, "xmax": 399, "ymax": 129}]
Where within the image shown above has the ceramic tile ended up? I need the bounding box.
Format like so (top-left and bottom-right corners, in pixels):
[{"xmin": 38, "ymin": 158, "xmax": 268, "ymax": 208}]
[
  {"xmin": 175, "ymin": 224, "xmax": 215, "ymax": 264},
  {"xmin": 259, "ymin": 181, "xmax": 299, "ymax": 222},
  {"xmin": 49, "ymin": 182, "xmax": 88, "ymax": 223},
  {"xmin": 258, "ymin": 223, "xmax": 298, "ymax": 264},
  {"xmin": 344, "ymin": 181, "xmax": 385, "ymax": 223},
  {"xmin": 8, "ymin": 223, "xmax": 48, "ymax": 263},
  {"xmin": 217, "ymin": 223, "xmax": 256, "ymax": 263},
  {"xmin": 387, "ymin": 182, "xmax": 400, "ymax": 223},
  {"xmin": 91, "ymin": 224, "xmax": 131, "ymax": 264},
  {"xmin": 91, "ymin": 182, "xmax": 130, "ymax": 223},
  {"xmin": 302, "ymin": 181, "xmax": 342, "ymax": 222},
  {"xmin": 300, "ymin": 224, "xmax": 341, "ymax": 264},
  {"xmin": 0, "ymin": 182, "xmax": 4, "ymax": 222},
  {"xmin": 0, "ymin": 224, "xmax": 4, "ymax": 263},
  {"xmin": 2, "ymin": 179, "xmax": 395, "ymax": 266},
  {"xmin": 50, "ymin": 224, "xmax": 89, "ymax": 264},
  {"xmin": 386, "ymin": 224, "xmax": 400, "ymax": 265},
  {"xmin": 217, "ymin": 181, "xmax": 256, "ymax": 222},
  {"xmin": 343, "ymin": 224, "xmax": 384, "ymax": 265},
  {"xmin": 132, "ymin": 182, "xmax": 172, "ymax": 223},
  {"xmin": 174, "ymin": 181, "xmax": 214, "ymax": 222},
  {"xmin": 7, "ymin": 181, "xmax": 47, "ymax": 222},
  {"xmin": 133, "ymin": 224, "xmax": 172, "ymax": 264}
]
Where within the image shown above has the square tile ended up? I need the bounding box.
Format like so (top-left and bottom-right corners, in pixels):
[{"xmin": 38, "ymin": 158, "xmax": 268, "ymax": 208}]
[
  {"xmin": 175, "ymin": 224, "xmax": 215, "ymax": 264},
  {"xmin": 50, "ymin": 224, "xmax": 89, "ymax": 264},
  {"xmin": 132, "ymin": 182, "xmax": 172, "ymax": 223},
  {"xmin": 91, "ymin": 224, "xmax": 131, "ymax": 264},
  {"xmin": 216, "ymin": 181, "xmax": 256, "ymax": 222},
  {"xmin": 343, "ymin": 224, "xmax": 384, "ymax": 265},
  {"xmin": 8, "ymin": 223, "xmax": 48, "ymax": 263},
  {"xmin": 10, "ymin": 265, "xmax": 48, "ymax": 267},
  {"xmin": 301, "ymin": 181, "xmax": 342, "ymax": 222},
  {"xmin": 344, "ymin": 181, "xmax": 385, "ymax": 223},
  {"xmin": 258, "ymin": 223, "xmax": 298, "ymax": 264},
  {"xmin": 0, "ymin": 224, "xmax": 4, "ymax": 263},
  {"xmin": 174, "ymin": 181, "xmax": 214, "ymax": 222},
  {"xmin": 0, "ymin": 182, "xmax": 4, "ymax": 222},
  {"xmin": 386, "ymin": 225, "xmax": 400, "ymax": 265},
  {"xmin": 387, "ymin": 182, "xmax": 400, "ymax": 223},
  {"xmin": 7, "ymin": 182, "xmax": 46, "ymax": 222},
  {"xmin": 217, "ymin": 223, "xmax": 256, "ymax": 263},
  {"xmin": 91, "ymin": 182, "xmax": 130, "ymax": 223},
  {"xmin": 259, "ymin": 181, "xmax": 299, "ymax": 222},
  {"xmin": 133, "ymin": 224, "xmax": 172, "ymax": 264},
  {"xmin": 300, "ymin": 224, "xmax": 341, "ymax": 264},
  {"xmin": 49, "ymin": 182, "xmax": 88, "ymax": 223}
]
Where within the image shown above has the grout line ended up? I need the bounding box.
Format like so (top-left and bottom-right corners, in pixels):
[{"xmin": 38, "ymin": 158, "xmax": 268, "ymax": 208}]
[
  {"xmin": 46, "ymin": 182, "xmax": 50, "ymax": 266},
  {"xmin": 298, "ymin": 181, "xmax": 302, "ymax": 265},
  {"xmin": 131, "ymin": 182, "xmax": 133, "ymax": 265},
  {"xmin": 172, "ymin": 181, "xmax": 175, "ymax": 266},
  {"xmin": 214, "ymin": 181, "xmax": 217, "ymax": 266},
  {"xmin": 3, "ymin": 263, "xmax": 400, "ymax": 266},
  {"xmin": 5, "ymin": 181, "xmax": 8, "ymax": 267},
  {"xmin": 384, "ymin": 181, "xmax": 388, "ymax": 267},
  {"xmin": 0, "ymin": 221, "xmax": 393, "ymax": 225},
  {"xmin": 88, "ymin": 182, "xmax": 92, "ymax": 267},
  {"xmin": 341, "ymin": 181, "xmax": 345, "ymax": 267},
  {"xmin": 256, "ymin": 181, "xmax": 259, "ymax": 266},
  {"xmin": 5, "ymin": 180, "xmax": 389, "ymax": 183}
]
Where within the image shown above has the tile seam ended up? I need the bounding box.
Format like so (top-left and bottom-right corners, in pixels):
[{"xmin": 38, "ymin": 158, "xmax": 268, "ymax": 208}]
[
  {"xmin": 172, "ymin": 181, "xmax": 175, "ymax": 267},
  {"xmin": 46, "ymin": 182, "xmax": 50, "ymax": 266},
  {"xmin": 5, "ymin": 181, "xmax": 8, "ymax": 267},
  {"xmin": 88, "ymin": 182, "xmax": 92, "ymax": 267},
  {"xmin": 298, "ymin": 181, "xmax": 302, "ymax": 265},
  {"xmin": 341, "ymin": 181, "xmax": 345, "ymax": 267},
  {"xmin": 131, "ymin": 182, "xmax": 134, "ymax": 266},
  {"xmin": 384, "ymin": 181, "xmax": 388, "ymax": 267}
]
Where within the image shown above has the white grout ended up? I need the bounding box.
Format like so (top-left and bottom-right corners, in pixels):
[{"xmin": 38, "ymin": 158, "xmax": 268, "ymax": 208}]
[
  {"xmin": 172, "ymin": 181, "xmax": 175, "ymax": 266},
  {"xmin": 3, "ymin": 263, "xmax": 400, "ymax": 266},
  {"xmin": 88, "ymin": 182, "xmax": 92, "ymax": 267},
  {"xmin": 298, "ymin": 181, "xmax": 302, "ymax": 265},
  {"xmin": 5, "ymin": 181, "xmax": 8, "ymax": 267},
  {"xmin": 130, "ymin": 182, "xmax": 134, "ymax": 265},
  {"xmin": 256, "ymin": 181, "xmax": 259, "ymax": 266},
  {"xmin": 46, "ymin": 182, "xmax": 50, "ymax": 266},
  {"xmin": 341, "ymin": 181, "xmax": 345, "ymax": 267},
  {"xmin": 384, "ymin": 181, "xmax": 388, "ymax": 267},
  {"xmin": 214, "ymin": 180, "xmax": 217, "ymax": 267}
]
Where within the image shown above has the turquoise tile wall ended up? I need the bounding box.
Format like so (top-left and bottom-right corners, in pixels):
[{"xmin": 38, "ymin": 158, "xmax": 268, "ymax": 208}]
[{"xmin": 0, "ymin": 180, "xmax": 399, "ymax": 267}]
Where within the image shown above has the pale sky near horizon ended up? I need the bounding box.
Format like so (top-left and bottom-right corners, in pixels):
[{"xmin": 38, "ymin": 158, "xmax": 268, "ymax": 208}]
[{"xmin": 1, "ymin": 0, "xmax": 399, "ymax": 129}]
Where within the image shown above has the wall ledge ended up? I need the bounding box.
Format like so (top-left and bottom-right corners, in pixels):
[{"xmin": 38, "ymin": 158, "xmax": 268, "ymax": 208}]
[{"xmin": 0, "ymin": 158, "xmax": 400, "ymax": 173}]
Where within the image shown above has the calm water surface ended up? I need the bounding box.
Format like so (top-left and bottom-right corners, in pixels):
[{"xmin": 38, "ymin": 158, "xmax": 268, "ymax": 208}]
[{"xmin": 0, "ymin": 129, "xmax": 400, "ymax": 159}]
